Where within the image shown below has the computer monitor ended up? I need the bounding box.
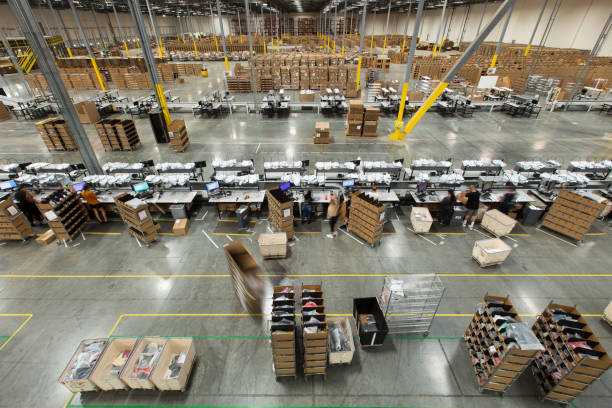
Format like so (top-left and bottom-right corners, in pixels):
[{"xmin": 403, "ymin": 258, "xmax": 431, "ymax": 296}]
[
  {"xmin": 0, "ymin": 180, "xmax": 17, "ymax": 190},
  {"xmin": 482, "ymin": 181, "xmax": 493, "ymax": 192},
  {"xmin": 279, "ymin": 182, "xmax": 291, "ymax": 191},
  {"xmin": 206, "ymin": 181, "xmax": 220, "ymax": 192},
  {"xmin": 342, "ymin": 179, "xmax": 355, "ymax": 188},
  {"xmin": 132, "ymin": 181, "xmax": 150, "ymax": 193},
  {"xmin": 72, "ymin": 181, "xmax": 86, "ymax": 192},
  {"xmin": 417, "ymin": 182, "xmax": 427, "ymax": 194}
]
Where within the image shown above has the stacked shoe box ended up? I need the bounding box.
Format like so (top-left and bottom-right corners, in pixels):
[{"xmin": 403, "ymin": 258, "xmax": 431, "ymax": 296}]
[
  {"xmin": 266, "ymin": 187, "xmax": 295, "ymax": 239},
  {"xmin": 345, "ymin": 100, "xmax": 364, "ymax": 137},
  {"xmin": 302, "ymin": 284, "xmax": 327, "ymax": 376},
  {"xmin": 348, "ymin": 190, "xmax": 387, "ymax": 245},
  {"xmin": 167, "ymin": 119, "xmax": 190, "ymax": 152},
  {"xmin": 270, "ymin": 285, "xmax": 296, "ymax": 378},
  {"xmin": 0, "ymin": 195, "xmax": 32, "ymax": 241},
  {"xmin": 114, "ymin": 193, "xmax": 158, "ymax": 244},
  {"xmin": 313, "ymin": 121, "xmax": 330, "ymax": 144},
  {"xmin": 362, "ymin": 107, "xmax": 379, "ymax": 137}
]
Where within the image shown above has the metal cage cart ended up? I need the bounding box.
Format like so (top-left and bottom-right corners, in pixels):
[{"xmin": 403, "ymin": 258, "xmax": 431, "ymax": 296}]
[{"xmin": 378, "ymin": 274, "xmax": 445, "ymax": 336}]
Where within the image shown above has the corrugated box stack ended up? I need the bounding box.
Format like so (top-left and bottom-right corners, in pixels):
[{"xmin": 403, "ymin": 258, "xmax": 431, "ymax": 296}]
[
  {"xmin": 36, "ymin": 187, "xmax": 89, "ymax": 241},
  {"xmin": 302, "ymin": 284, "xmax": 327, "ymax": 377},
  {"xmin": 96, "ymin": 119, "xmax": 141, "ymax": 151},
  {"xmin": 314, "ymin": 121, "xmax": 330, "ymax": 144},
  {"xmin": 345, "ymin": 100, "xmax": 364, "ymax": 137},
  {"xmin": 223, "ymin": 240, "xmax": 263, "ymax": 313},
  {"xmin": 348, "ymin": 190, "xmax": 387, "ymax": 245},
  {"xmin": 35, "ymin": 118, "xmax": 78, "ymax": 151},
  {"xmin": 266, "ymin": 187, "xmax": 295, "ymax": 239},
  {"xmin": 0, "ymin": 101, "xmax": 11, "ymax": 122},
  {"xmin": 167, "ymin": 119, "xmax": 190, "ymax": 152},
  {"xmin": 0, "ymin": 196, "xmax": 33, "ymax": 241},
  {"xmin": 270, "ymin": 285, "xmax": 297, "ymax": 378},
  {"xmin": 541, "ymin": 190, "xmax": 606, "ymax": 241},
  {"xmin": 362, "ymin": 107, "xmax": 379, "ymax": 137},
  {"xmin": 74, "ymin": 101, "xmax": 100, "ymax": 124},
  {"xmin": 258, "ymin": 233, "xmax": 287, "ymax": 259},
  {"xmin": 114, "ymin": 193, "xmax": 159, "ymax": 244}
]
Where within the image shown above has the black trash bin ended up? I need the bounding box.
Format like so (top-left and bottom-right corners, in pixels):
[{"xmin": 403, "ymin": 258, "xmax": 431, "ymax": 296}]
[{"xmin": 353, "ymin": 297, "xmax": 389, "ymax": 348}]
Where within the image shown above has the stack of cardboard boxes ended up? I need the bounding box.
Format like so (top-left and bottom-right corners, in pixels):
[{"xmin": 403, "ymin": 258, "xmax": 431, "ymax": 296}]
[
  {"xmin": 96, "ymin": 119, "xmax": 141, "ymax": 151},
  {"xmin": 36, "ymin": 187, "xmax": 89, "ymax": 241},
  {"xmin": 302, "ymin": 284, "xmax": 328, "ymax": 377},
  {"xmin": 223, "ymin": 240, "xmax": 264, "ymax": 313},
  {"xmin": 167, "ymin": 119, "xmax": 190, "ymax": 152},
  {"xmin": 114, "ymin": 193, "xmax": 159, "ymax": 245},
  {"xmin": 270, "ymin": 285, "xmax": 296, "ymax": 378},
  {"xmin": 348, "ymin": 191, "xmax": 387, "ymax": 245},
  {"xmin": 362, "ymin": 107, "xmax": 380, "ymax": 137},
  {"xmin": 266, "ymin": 187, "xmax": 295, "ymax": 239},
  {"xmin": 74, "ymin": 102, "xmax": 100, "ymax": 124},
  {"xmin": 0, "ymin": 101, "xmax": 11, "ymax": 122},
  {"xmin": 345, "ymin": 100, "xmax": 364, "ymax": 137},
  {"xmin": 35, "ymin": 118, "xmax": 78, "ymax": 151},
  {"xmin": 0, "ymin": 196, "xmax": 32, "ymax": 241},
  {"xmin": 314, "ymin": 121, "xmax": 330, "ymax": 144}
]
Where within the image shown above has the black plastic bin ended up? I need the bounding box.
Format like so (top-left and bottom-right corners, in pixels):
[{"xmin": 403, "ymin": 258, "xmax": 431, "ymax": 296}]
[{"xmin": 353, "ymin": 297, "xmax": 389, "ymax": 347}]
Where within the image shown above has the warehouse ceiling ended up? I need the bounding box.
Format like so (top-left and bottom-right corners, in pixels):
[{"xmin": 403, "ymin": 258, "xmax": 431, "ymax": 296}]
[{"xmin": 2, "ymin": 0, "xmax": 500, "ymax": 15}]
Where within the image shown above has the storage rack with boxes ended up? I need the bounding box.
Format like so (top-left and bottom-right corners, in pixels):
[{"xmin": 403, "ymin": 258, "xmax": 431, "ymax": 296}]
[
  {"xmin": 378, "ymin": 275, "xmax": 445, "ymax": 336},
  {"xmin": 0, "ymin": 195, "xmax": 33, "ymax": 241},
  {"xmin": 348, "ymin": 191, "xmax": 387, "ymax": 246},
  {"xmin": 95, "ymin": 119, "xmax": 141, "ymax": 152},
  {"xmin": 302, "ymin": 284, "xmax": 327, "ymax": 378},
  {"xmin": 266, "ymin": 186, "xmax": 295, "ymax": 239},
  {"xmin": 541, "ymin": 190, "xmax": 607, "ymax": 241},
  {"xmin": 464, "ymin": 295, "xmax": 542, "ymax": 393},
  {"xmin": 167, "ymin": 119, "xmax": 190, "ymax": 152},
  {"xmin": 314, "ymin": 121, "xmax": 330, "ymax": 144},
  {"xmin": 114, "ymin": 193, "xmax": 159, "ymax": 245},
  {"xmin": 36, "ymin": 187, "xmax": 89, "ymax": 242},
  {"xmin": 270, "ymin": 285, "xmax": 297, "ymax": 379},
  {"xmin": 35, "ymin": 118, "xmax": 78, "ymax": 151},
  {"xmin": 530, "ymin": 302, "xmax": 612, "ymax": 404}
]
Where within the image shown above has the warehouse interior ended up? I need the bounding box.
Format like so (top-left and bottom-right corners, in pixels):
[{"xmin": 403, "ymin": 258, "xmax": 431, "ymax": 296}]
[{"xmin": 0, "ymin": 1, "xmax": 611, "ymax": 408}]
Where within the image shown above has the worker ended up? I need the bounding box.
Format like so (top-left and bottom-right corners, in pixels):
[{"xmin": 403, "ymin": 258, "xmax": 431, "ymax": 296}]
[
  {"xmin": 301, "ymin": 190, "xmax": 313, "ymax": 224},
  {"xmin": 500, "ymin": 187, "xmax": 517, "ymax": 215},
  {"xmin": 14, "ymin": 185, "xmax": 43, "ymax": 225},
  {"xmin": 460, "ymin": 184, "xmax": 481, "ymax": 230},
  {"xmin": 439, "ymin": 189, "xmax": 456, "ymax": 226},
  {"xmin": 338, "ymin": 193, "xmax": 350, "ymax": 230},
  {"xmin": 326, "ymin": 193, "xmax": 340, "ymax": 238},
  {"xmin": 81, "ymin": 184, "xmax": 107, "ymax": 223}
]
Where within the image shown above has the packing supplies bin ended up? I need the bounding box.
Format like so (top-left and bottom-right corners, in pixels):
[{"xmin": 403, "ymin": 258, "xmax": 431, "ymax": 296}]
[
  {"xmin": 59, "ymin": 338, "xmax": 108, "ymax": 392},
  {"xmin": 481, "ymin": 209, "xmax": 517, "ymax": 237},
  {"xmin": 353, "ymin": 297, "xmax": 389, "ymax": 348},
  {"xmin": 410, "ymin": 206, "xmax": 433, "ymax": 233},
  {"xmin": 120, "ymin": 337, "xmax": 167, "ymax": 390},
  {"xmin": 169, "ymin": 204, "xmax": 187, "ymax": 220},
  {"xmin": 150, "ymin": 337, "xmax": 197, "ymax": 391},
  {"xmin": 90, "ymin": 337, "xmax": 138, "ymax": 391},
  {"xmin": 472, "ymin": 238, "xmax": 512, "ymax": 267},
  {"xmin": 327, "ymin": 316, "xmax": 355, "ymax": 365}
]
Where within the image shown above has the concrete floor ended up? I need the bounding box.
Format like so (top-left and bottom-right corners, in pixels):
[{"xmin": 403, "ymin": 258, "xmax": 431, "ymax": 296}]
[{"xmin": 0, "ymin": 62, "xmax": 611, "ymax": 408}]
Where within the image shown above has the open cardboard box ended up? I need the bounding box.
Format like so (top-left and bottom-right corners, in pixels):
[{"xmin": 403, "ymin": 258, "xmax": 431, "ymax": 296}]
[
  {"xmin": 120, "ymin": 337, "xmax": 167, "ymax": 390},
  {"xmin": 150, "ymin": 338, "xmax": 197, "ymax": 391},
  {"xmin": 90, "ymin": 337, "xmax": 138, "ymax": 391}
]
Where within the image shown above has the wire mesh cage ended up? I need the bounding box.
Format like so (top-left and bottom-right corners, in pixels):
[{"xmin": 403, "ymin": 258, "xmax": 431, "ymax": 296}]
[{"xmin": 378, "ymin": 274, "xmax": 445, "ymax": 336}]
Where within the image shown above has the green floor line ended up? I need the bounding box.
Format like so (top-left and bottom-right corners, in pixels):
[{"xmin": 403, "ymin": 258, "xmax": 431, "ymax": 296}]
[
  {"xmin": 0, "ymin": 336, "xmax": 9, "ymax": 348},
  {"xmin": 70, "ymin": 405, "xmax": 437, "ymax": 408},
  {"xmin": 108, "ymin": 335, "xmax": 461, "ymax": 340}
]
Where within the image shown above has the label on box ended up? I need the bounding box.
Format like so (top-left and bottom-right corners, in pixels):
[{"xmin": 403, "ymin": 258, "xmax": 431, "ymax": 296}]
[
  {"xmin": 7, "ymin": 206, "xmax": 18, "ymax": 216},
  {"xmin": 45, "ymin": 210, "xmax": 58, "ymax": 221},
  {"xmin": 138, "ymin": 210, "xmax": 147, "ymax": 220},
  {"xmin": 379, "ymin": 212, "xmax": 385, "ymax": 222},
  {"xmin": 283, "ymin": 208, "xmax": 291, "ymax": 217}
]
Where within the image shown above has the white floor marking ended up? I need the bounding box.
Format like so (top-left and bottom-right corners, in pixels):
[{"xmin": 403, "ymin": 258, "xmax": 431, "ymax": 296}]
[
  {"xmin": 535, "ymin": 228, "xmax": 578, "ymax": 248},
  {"xmin": 202, "ymin": 230, "xmax": 219, "ymax": 248}
]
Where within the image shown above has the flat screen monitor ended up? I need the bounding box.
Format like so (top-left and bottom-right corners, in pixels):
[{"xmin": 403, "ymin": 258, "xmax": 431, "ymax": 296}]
[
  {"xmin": 342, "ymin": 179, "xmax": 355, "ymax": 187},
  {"xmin": 279, "ymin": 182, "xmax": 291, "ymax": 191},
  {"xmin": 132, "ymin": 181, "xmax": 149, "ymax": 193},
  {"xmin": 206, "ymin": 181, "xmax": 219, "ymax": 191},
  {"xmin": 0, "ymin": 180, "xmax": 17, "ymax": 190},
  {"xmin": 417, "ymin": 182, "xmax": 427, "ymax": 194},
  {"xmin": 72, "ymin": 181, "xmax": 86, "ymax": 192},
  {"xmin": 482, "ymin": 181, "xmax": 494, "ymax": 192}
]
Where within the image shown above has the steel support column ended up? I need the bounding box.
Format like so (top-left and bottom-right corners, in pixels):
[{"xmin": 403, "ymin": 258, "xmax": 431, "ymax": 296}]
[
  {"xmin": 216, "ymin": 0, "xmax": 230, "ymax": 71},
  {"xmin": 112, "ymin": 1, "xmax": 130, "ymax": 56},
  {"xmin": 341, "ymin": 0, "xmax": 347, "ymax": 56},
  {"xmin": 67, "ymin": 0, "xmax": 105, "ymax": 90},
  {"xmin": 524, "ymin": 0, "xmax": 549, "ymax": 56},
  {"xmin": 357, "ymin": 0, "xmax": 367, "ymax": 91},
  {"xmin": 145, "ymin": 0, "xmax": 162, "ymax": 56},
  {"xmin": 8, "ymin": 0, "xmax": 101, "ymax": 173},
  {"xmin": 382, "ymin": 0, "xmax": 391, "ymax": 55},
  {"xmin": 403, "ymin": 0, "xmax": 516, "ymax": 135},
  {"xmin": 490, "ymin": 1, "xmax": 513, "ymax": 69},
  {"xmin": 476, "ymin": 0, "xmax": 489, "ymax": 36},
  {"xmin": 390, "ymin": 0, "xmax": 424, "ymax": 140},
  {"xmin": 91, "ymin": 5, "xmax": 107, "ymax": 49},
  {"xmin": 0, "ymin": 29, "xmax": 34, "ymax": 97},
  {"xmin": 433, "ymin": 0, "xmax": 447, "ymax": 57},
  {"xmin": 244, "ymin": 0, "xmax": 258, "ymax": 111},
  {"xmin": 402, "ymin": 1, "xmax": 412, "ymax": 53}
]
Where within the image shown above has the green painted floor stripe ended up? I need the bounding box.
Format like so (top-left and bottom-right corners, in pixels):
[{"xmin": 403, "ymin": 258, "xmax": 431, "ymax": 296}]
[
  {"xmin": 0, "ymin": 336, "xmax": 9, "ymax": 348},
  {"xmin": 109, "ymin": 335, "xmax": 461, "ymax": 340},
  {"xmin": 70, "ymin": 405, "xmax": 438, "ymax": 408}
]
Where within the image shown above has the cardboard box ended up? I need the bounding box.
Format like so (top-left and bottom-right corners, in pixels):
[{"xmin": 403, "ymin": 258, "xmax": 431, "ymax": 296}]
[
  {"xmin": 315, "ymin": 121, "xmax": 330, "ymax": 133},
  {"xmin": 348, "ymin": 100, "xmax": 364, "ymax": 114},
  {"xmin": 173, "ymin": 219, "xmax": 189, "ymax": 236},
  {"xmin": 364, "ymin": 107, "xmax": 379, "ymax": 121},
  {"xmin": 74, "ymin": 101, "xmax": 100, "ymax": 124},
  {"xmin": 36, "ymin": 229, "xmax": 56, "ymax": 245}
]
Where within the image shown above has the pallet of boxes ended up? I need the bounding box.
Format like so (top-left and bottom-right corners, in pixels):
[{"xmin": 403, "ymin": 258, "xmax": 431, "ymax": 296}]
[
  {"xmin": 345, "ymin": 100, "xmax": 364, "ymax": 137},
  {"xmin": 35, "ymin": 118, "xmax": 78, "ymax": 151},
  {"xmin": 348, "ymin": 190, "xmax": 386, "ymax": 247},
  {"xmin": 114, "ymin": 193, "xmax": 159, "ymax": 245},
  {"xmin": 0, "ymin": 194, "xmax": 33, "ymax": 242},
  {"xmin": 168, "ymin": 119, "xmax": 190, "ymax": 152},
  {"xmin": 362, "ymin": 107, "xmax": 379, "ymax": 137},
  {"xmin": 96, "ymin": 119, "xmax": 142, "ymax": 152},
  {"xmin": 36, "ymin": 187, "xmax": 89, "ymax": 243},
  {"xmin": 313, "ymin": 121, "xmax": 330, "ymax": 144},
  {"xmin": 266, "ymin": 187, "xmax": 295, "ymax": 239}
]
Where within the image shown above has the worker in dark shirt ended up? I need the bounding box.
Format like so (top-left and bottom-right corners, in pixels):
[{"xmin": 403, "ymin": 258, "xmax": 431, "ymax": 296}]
[
  {"xmin": 500, "ymin": 188, "xmax": 517, "ymax": 215},
  {"xmin": 461, "ymin": 184, "xmax": 481, "ymax": 230},
  {"xmin": 14, "ymin": 185, "xmax": 43, "ymax": 224},
  {"xmin": 438, "ymin": 190, "xmax": 456, "ymax": 225}
]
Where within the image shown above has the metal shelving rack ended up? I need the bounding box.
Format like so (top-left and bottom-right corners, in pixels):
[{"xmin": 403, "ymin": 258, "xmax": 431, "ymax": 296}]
[{"xmin": 378, "ymin": 274, "xmax": 445, "ymax": 336}]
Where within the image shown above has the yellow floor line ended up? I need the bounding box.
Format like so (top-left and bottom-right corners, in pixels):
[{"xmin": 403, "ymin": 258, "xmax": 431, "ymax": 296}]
[
  {"xmin": 585, "ymin": 233, "xmax": 607, "ymax": 236},
  {"xmin": 212, "ymin": 233, "xmax": 253, "ymax": 236},
  {"xmin": 295, "ymin": 231, "xmax": 321, "ymax": 234},
  {"xmin": 507, "ymin": 233, "xmax": 530, "ymax": 237},
  {"xmin": 218, "ymin": 220, "xmax": 257, "ymax": 223},
  {"xmin": 158, "ymin": 232, "xmax": 176, "ymax": 236},
  {"xmin": 426, "ymin": 232, "xmax": 466, "ymax": 235},
  {"xmin": 84, "ymin": 232, "xmax": 122, "ymax": 236},
  {"xmin": 383, "ymin": 232, "xmax": 397, "ymax": 235},
  {"xmin": 153, "ymin": 218, "xmax": 175, "ymax": 222},
  {"xmin": 0, "ymin": 314, "xmax": 33, "ymax": 352}
]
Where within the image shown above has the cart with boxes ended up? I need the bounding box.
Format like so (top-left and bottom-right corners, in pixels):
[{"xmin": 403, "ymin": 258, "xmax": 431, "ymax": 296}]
[
  {"xmin": 481, "ymin": 209, "xmax": 517, "ymax": 237},
  {"xmin": 472, "ymin": 238, "xmax": 512, "ymax": 267},
  {"xmin": 258, "ymin": 232, "xmax": 288, "ymax": 259},
  {"xmin": 410, "ymin": 206, "xmax": 433, "ymax": 233}
]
